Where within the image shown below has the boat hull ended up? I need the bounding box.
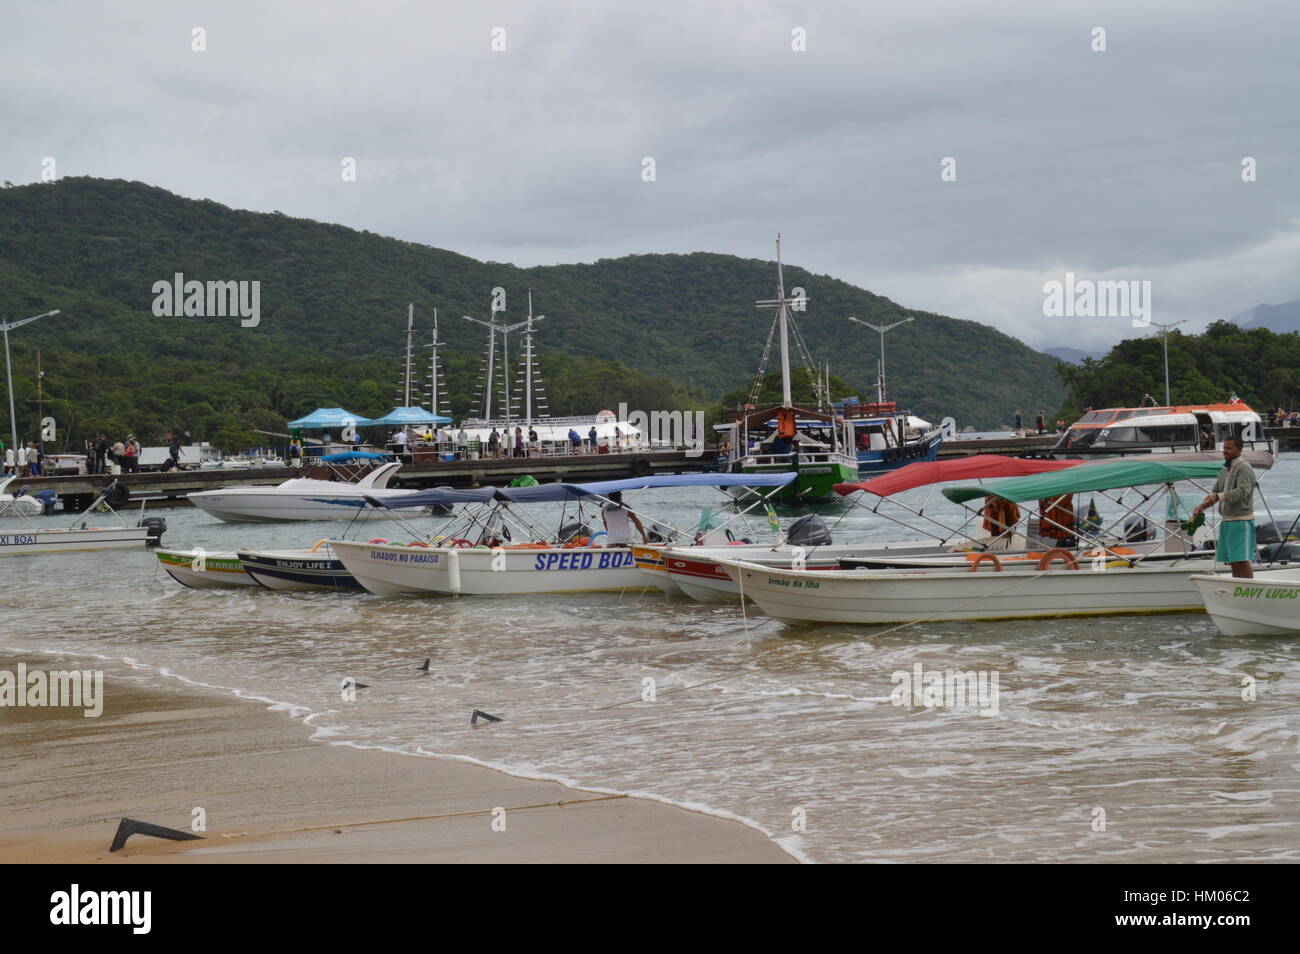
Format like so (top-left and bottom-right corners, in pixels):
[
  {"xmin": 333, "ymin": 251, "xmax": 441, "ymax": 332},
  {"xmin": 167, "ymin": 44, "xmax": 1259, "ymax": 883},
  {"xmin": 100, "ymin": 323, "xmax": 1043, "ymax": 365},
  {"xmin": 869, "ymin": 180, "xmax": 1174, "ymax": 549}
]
[
  {"xmin": 188, "ymin": 491, "xmax": 427, "ymax": 523},
  {"xmin": 856, "ymin": 433, "xmax": 944, "ymax": 474},
  {"xmin": 0, "ymin": 525, "xmax": 150, "ymax": 556},
  {"xmin": 237, "ymin": 548, "xmax": 361, "ymax": 591},
  {"xmin": 1191, "ymin": 569, "xmax": 1300, "ymax": 636},
  {"xmin": 330, "ymin": 540, "xmax": 644, "ymax": 596},
  {"xmin": 716, "ymin": 559, "xmax": 1217, "ymax": 624},
  {"xmin": 157, "ymin": 549, "xmax": 258, "ymax": 588}
]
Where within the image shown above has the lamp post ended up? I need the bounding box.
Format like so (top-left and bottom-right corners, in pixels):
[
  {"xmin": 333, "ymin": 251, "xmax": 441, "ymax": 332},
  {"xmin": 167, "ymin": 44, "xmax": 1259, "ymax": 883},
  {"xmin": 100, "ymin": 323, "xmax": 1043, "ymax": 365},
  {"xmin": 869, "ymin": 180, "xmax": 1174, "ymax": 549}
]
[
  {"xmin": 848, "ymin": 316, "xmax": 913, "ymax": 404},
  {"xmin": 1149, "ymin": 319, "xmax": 1187, "ymax": 405},
  {"xmin": 2, "ymin": 309, "xmax": 60, "ymax": 454}
]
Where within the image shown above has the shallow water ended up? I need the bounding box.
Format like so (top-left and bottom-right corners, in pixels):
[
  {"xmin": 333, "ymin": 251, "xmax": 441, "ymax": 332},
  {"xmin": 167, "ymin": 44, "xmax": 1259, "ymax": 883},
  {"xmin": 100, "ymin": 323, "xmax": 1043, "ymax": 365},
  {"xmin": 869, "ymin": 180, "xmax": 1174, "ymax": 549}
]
[{"xmin": 5, "ymin": 457, "xmax": 1299, "ymax": 862}]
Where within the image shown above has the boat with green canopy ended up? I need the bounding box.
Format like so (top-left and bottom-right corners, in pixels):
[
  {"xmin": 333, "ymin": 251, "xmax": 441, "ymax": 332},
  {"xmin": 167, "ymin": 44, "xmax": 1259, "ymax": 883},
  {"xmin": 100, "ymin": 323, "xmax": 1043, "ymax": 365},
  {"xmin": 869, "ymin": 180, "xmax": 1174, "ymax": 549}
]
[{"xmin": 713, "ymin": 454, "xmax": 1281, "ymax": 625}]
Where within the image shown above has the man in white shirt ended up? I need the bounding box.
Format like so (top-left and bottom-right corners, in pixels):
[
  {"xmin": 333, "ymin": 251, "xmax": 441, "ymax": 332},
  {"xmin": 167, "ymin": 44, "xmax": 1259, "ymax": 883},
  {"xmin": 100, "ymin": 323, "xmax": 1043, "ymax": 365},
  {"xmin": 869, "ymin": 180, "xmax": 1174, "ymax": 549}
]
[
  {"xmin": 3, "ymin": 445, "xmax": 13, "ymax": 475},
  {"xmin": 15, "ymin": 443, "xmax": 28, "ymax": 476},
  {"xmin": 601, "ymin": 492, "xmax": 646, "ymax": 545}
]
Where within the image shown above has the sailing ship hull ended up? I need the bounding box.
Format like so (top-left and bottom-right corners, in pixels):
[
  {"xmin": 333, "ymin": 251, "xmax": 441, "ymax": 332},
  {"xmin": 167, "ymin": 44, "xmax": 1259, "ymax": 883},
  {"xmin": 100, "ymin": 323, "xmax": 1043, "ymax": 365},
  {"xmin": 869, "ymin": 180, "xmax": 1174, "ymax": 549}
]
[
  {"xmin": 716, "ymin": 559, "xmax": 1215, "ymax": 624},
  {"xmin": 729, "ymin": 460, "xmax": 859, "ymax": 504},
  {"xmin": 330, "ymin": 540, "xmax": 643, "ymax": 596},
  {"xmin": 1191, "ymin": 569, "xmax": 1300, "ymax": 636}
]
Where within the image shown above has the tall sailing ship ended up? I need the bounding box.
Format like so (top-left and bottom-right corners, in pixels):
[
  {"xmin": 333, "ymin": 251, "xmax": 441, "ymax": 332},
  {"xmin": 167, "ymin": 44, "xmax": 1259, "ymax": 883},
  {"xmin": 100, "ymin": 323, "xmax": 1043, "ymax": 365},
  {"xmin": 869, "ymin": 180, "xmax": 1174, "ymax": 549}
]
[{"xmin": 717, "ymin": 236, "xmax": 859, "ymax": 503}]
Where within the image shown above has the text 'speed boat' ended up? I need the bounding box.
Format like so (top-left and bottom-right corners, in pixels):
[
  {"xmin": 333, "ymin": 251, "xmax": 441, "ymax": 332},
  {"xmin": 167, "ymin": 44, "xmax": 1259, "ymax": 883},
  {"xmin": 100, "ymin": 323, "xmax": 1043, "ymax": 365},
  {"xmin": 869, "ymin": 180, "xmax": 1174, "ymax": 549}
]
[
  {"xmin": 188, "ymin": 460, "xmax": 434, "ymax": 523},
  {"xmin": 715, "ymin": 456, "xmax": 1281, "ymax": 625},
  {"xmin": 329, "ymin": 472, "xmax": 797, "ymax": 596}
]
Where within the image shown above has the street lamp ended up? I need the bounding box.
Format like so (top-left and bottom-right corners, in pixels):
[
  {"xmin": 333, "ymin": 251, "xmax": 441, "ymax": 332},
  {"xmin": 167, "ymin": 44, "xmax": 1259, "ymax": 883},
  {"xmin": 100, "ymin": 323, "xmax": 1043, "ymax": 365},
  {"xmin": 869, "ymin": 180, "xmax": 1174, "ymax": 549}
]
[
  {"xmin": 1148, "ymin": 319, "xmax": 1187, "ymax": 405},
  {"xmin": 2, "ymin": 309, "xmax": 60, "ymax": 455},
  {"xmin": 848, "ymin": 316, "xmax": 913, "ymax": 404}
]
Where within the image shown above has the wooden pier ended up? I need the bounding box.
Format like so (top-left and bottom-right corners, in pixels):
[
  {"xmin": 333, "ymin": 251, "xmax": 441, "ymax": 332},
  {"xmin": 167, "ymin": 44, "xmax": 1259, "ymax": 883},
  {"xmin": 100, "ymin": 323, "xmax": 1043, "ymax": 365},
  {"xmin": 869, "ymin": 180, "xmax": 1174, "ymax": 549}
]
[{"xmin": 20, "ymin": 450, "xmax": 713, "ymax": 511}]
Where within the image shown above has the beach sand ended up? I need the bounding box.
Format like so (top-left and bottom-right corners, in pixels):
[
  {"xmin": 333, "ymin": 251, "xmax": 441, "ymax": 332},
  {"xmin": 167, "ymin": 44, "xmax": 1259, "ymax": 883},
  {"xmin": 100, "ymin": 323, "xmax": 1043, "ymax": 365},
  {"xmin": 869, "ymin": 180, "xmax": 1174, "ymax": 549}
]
[{"xmin": 0, "ymin": 655, "xmax": 792, "ymax": 863}]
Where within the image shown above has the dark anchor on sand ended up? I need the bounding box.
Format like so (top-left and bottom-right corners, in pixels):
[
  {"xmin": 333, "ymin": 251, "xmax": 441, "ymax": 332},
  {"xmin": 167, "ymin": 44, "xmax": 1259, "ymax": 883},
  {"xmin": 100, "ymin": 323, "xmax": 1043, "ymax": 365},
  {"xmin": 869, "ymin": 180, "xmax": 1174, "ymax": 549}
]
[
  {"xmin": 109, "ymin": 817, "xmax": 204, "ymax": 853},
  {"xmin": 471, "ymin": 709, "xmax": 502, "ymax": 725},
  {"xmin": 416, "ymin": 658, "xmax": 432, "ymax": 673}
]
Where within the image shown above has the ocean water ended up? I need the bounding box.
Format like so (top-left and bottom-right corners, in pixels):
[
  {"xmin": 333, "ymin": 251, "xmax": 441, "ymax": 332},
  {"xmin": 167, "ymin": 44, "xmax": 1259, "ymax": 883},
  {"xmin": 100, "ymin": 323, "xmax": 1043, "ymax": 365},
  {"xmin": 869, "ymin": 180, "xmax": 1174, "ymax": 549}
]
[{"xmin": 4, "ymin": 457, "xmax": 1299, "ymax": 863}]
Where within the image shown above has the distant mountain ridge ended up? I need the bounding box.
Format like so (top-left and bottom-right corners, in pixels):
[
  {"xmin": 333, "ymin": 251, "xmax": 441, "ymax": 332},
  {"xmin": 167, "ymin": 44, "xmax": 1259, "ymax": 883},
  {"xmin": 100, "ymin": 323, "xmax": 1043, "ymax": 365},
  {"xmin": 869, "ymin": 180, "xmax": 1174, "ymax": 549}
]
[
  {"xmin": 1231, "ymin": 300, "xmax": 1300, "ymax": 334},
  {"xmin": 0, "ymin": 178, "xmax": 1066, "ymax": 441}
]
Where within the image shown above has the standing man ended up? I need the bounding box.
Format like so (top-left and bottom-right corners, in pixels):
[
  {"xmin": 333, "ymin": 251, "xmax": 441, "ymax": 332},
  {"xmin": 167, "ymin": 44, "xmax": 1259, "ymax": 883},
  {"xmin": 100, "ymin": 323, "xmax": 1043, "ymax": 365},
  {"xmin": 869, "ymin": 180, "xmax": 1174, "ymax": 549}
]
[
  {"xmin": 3, "ymin": 442, "xmax": 13, "ymax": 476},
  {"xmin": 168, "ymin": 433, "xmax": 183, "ymax": 470},
  {"xmin": 587, "ymin": 425, "xmax": 598, "ymax": 454},
  {"xmin": 1035, "ymin": 410, "xmax": 1045, "ymax": 434},
  {"xmin": 1193, "ymin": 438, "xmax": 1257, "ymax": 579},
  {"xmin": 1013, "ymin": 410, "xmax": 1023, "ymax": 434},
  {"xmin": 600, "ymin": 491, "xmax": 646, "ymax": 546}
]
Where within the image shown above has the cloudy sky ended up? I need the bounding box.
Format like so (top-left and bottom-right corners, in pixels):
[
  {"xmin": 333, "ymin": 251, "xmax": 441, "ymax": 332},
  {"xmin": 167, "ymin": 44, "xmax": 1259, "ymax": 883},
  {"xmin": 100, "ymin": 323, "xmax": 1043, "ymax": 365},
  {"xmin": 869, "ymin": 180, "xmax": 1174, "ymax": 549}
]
[{"xmin": 3, "ymin": 0, "xmax": 1297, "ymax": 351}]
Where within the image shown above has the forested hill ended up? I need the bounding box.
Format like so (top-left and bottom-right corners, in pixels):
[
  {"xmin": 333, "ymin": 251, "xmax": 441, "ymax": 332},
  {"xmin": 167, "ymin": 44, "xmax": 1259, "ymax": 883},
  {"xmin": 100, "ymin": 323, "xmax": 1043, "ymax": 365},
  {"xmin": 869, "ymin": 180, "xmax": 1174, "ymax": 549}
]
[{"xmin": 0, "ymin": 177, "xmax": 1064, "ymax": 446}]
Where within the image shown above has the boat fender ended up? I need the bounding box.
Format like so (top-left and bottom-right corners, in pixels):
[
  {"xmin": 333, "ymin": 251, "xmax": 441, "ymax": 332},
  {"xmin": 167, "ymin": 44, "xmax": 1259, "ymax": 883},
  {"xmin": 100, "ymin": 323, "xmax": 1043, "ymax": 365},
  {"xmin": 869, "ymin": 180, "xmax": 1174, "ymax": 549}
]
[
  {"xmin": 367, "ymin": 537, "xmax": 389, "ymax": 545},
  {"xmin": 631, "ymin": 458, "xmax": 651, "ymax": 477},
  {"xmin": 969, "ymin": 552, "xmax": 1003, "ymax": 572},
  {"xmin": 1037, "ymin": 548, "xmax": 1079, "ymax": 571}
]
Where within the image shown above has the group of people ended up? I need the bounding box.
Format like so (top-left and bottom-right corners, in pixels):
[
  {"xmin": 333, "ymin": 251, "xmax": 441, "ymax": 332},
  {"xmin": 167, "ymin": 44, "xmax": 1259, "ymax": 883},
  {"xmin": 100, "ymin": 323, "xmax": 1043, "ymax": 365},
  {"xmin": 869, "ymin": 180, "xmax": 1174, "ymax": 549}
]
[
  {"xmin": 1269, "ymin": 407, "xmax": 1299, "ymax": 426},
  {"xmin": 1, "ymin": 441, "xmax": 44, "ymax": 477},
  {"xmin": 385, "ymin": 424, "xmax": 619, "ymax": 460},
  {"xmin": 1013, "ymin": 410, "xmax": 1063, "ymax": 435}
]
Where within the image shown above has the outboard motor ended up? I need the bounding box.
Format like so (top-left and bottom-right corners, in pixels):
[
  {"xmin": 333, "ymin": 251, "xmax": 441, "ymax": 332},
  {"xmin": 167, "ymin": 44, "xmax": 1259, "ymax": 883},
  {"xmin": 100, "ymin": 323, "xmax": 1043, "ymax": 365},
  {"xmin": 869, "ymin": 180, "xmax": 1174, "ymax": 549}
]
[
  {"xmin": 34, "ymin": 489, "xmax": 57, "ymax": 515},
  {"xmin": 1122, "ymin": 514, "xmax": 1154, "ymax": 543},
  {"xmin": 787, "ymin": 514, "xmax": 832, "ymax": 547},
  {"xmin": 558, "ymin": 521, "xmax": 593, "ymax": 543},
  {"xmin": 1256, "ymin": 520, "xmax": 1299, "ymax": 545},
  {"xmin": 139, "ymin": 516, "xmax": 167, "ymax": 547},
  {"xmin": 1261, "ymin": 541, "xmax": 1300, "ymax": 564}
]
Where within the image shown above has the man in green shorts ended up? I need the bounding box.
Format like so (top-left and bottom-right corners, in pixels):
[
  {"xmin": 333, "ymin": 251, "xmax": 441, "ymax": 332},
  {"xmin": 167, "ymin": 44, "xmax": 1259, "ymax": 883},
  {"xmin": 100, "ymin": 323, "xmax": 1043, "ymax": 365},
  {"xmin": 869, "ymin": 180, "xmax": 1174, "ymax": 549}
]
[{"xmin": 1192, "ymin": 438, "xmax": 1257, "ymax": 579}]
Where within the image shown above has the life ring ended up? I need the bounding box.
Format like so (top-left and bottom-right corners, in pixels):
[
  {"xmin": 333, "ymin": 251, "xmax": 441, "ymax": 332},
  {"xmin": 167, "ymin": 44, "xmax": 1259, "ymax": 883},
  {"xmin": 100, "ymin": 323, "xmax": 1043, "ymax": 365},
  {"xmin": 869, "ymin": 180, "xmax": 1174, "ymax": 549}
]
[
  {"xmin": 631, "ymin": 458, "xmax": 651, "ymax": 477},
  {"xmin": 406, "ymin": 541, "xmax": 429, "ymax": 547},
  {"xmin": 1037, "ymin": 548, "xmax": 1079, "ymax": 571},
  {"xmin": 449, "ymin": 538, "xmax": 474, "ymax": 548},
  {"xmin": 562, "ymin": 537, "xmax": 589, "ymax": 549},
  {"xmin": 587, "ymin": 530, "xmax": 607, "ymax": 546},
  {"xmin": 969, "ymin": 552, "xmax": 1004, "ymax": 572},
  {"xmin": 310, "ymin": 538, "xmax": 330, "ymax": 553},
  {"xmin": 367, "ymin": 537, "xmax": 389, "ymax": 545}
]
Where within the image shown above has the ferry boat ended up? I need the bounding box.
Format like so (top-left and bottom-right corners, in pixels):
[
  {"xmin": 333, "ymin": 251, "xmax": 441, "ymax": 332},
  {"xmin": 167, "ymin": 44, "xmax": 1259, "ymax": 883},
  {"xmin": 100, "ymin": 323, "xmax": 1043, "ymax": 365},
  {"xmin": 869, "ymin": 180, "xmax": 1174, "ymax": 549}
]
[{"xmin": 1052, "ymin": 399, "xmax": 1275, "ymax": 458}]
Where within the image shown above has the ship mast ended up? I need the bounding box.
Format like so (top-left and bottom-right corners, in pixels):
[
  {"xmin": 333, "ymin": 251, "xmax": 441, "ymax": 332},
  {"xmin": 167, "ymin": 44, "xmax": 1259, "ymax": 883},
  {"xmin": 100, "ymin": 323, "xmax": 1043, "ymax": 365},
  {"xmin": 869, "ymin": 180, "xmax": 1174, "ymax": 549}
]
[
  {"xmin": 756, "ymin": 233, "xmax": 805, "ymax": 409},
  {"xmin": 463, "ymin": 297, "xmax": 502, "ymax": 421}
]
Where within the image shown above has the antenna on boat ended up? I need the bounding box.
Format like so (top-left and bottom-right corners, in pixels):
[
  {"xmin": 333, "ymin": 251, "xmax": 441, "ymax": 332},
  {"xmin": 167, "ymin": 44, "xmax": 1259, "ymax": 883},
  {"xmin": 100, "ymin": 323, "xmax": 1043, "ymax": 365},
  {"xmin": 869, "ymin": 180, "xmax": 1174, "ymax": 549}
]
[{"xmin": 848, "ymin": 315, "xmax": 912, "ymax": 404}]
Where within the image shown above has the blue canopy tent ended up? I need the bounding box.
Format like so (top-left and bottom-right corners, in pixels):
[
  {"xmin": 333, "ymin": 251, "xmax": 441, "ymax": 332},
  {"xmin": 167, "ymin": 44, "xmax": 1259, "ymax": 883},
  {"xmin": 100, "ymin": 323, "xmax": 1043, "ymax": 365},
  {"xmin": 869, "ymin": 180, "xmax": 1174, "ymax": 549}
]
[
  {"xmin": 286, "ymin": 408, "xmax": 374, "ymax": 430},
  {"xmin": 367, "ymin": 406, "xmax": 453, "ymax": 427},
  {"xmin": 320, "ymin": 451, "xmax": 391, "ymax": 463},
  {"xmin": 365, "ymin": 472, "xmax": 798, "ymax": 509}
]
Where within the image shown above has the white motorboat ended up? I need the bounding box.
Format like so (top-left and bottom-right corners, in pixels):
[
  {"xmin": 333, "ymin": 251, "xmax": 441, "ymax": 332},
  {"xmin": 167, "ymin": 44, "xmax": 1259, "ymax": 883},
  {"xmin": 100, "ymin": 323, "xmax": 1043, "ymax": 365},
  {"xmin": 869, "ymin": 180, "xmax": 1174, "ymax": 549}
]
[
  {"xmin": 333, "ymin": 471, "xmax": 797, "ymax": 597},
  {"xmin": 157, "ymin": 549, "xmax": 258, "ymax": 588},
  {"xmin": 0, "ymin": 475, "xmax": 43, "ymax": 517},
  {"xmin": 716, "ymin": 558, "xmax": 1216, "ymax": 624},
  {"xmin": 714, "ymin": 456, "xmax": 1277, "ymax": 625},
  {"xmin": 1191, "ymin": 569, "xmax": 1300, "ymax": 636},
  {"xmin": 642, "ymin": 454, "xmax": 1096, "ymax": 603},
  {"xmin": 236, "ymin": 544, "xmax": 361, "ymax": 591},
  {"xmin": 0, "ymin": 482, "xmax": 163, "ymax": 556},
  {"xmin": 188, "ymin": 461, "xmax": 433, "ymax": 523}
]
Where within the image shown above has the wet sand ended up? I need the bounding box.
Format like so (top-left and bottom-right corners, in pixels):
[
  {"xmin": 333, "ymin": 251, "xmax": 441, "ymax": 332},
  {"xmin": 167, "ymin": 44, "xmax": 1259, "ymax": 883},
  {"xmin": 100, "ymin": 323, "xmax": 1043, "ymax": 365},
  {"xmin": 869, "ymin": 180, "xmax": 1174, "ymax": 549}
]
[{"xmin": 0, "ymin": 655, "xmax": 792, "ymax": 863}]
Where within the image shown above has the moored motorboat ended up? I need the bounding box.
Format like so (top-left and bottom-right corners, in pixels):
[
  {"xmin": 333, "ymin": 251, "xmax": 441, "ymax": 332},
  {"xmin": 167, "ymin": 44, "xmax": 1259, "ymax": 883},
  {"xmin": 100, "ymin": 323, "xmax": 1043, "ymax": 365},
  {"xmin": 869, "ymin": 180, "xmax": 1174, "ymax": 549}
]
[
  {"xmin": 1191, "ymin": 569, "xmax": 1300, "ymax": 636},
  {"xmin": 0, "ymin": 482, "xmax": 164, "ymax": 556},
  {"xmin": 188, "ymin": 460, "xmax": 433, "ymax": 523},
  {"xmin": 236, "ymin": 544, "xmax": 372, "ymax": 591},
  {"xmin": 157, "ymin": 549, "xmax": 258, "ymax": 588}
]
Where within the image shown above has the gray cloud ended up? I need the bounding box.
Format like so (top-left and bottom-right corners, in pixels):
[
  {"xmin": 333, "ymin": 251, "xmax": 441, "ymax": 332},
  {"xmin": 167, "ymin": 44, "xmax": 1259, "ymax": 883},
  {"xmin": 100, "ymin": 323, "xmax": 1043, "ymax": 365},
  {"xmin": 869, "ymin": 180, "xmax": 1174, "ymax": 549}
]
[{"xmin": 2, "ymin": 0, "xmax": 1296, "ymax": 351}]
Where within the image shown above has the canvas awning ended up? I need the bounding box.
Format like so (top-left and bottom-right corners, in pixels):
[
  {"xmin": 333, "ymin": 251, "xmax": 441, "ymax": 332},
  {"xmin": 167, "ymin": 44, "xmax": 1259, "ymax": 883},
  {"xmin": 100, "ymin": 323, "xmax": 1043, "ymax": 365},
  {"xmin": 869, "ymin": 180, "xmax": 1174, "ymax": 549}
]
[
  {"xmin": 835, "ymin": 455, "xmax": 1084, "ymax": 498},
  {"xmin": 367, "ymin": 406, "xmax": 454, "ymax": 427},
  {"xmin": 941, "ymin": 458, "xmax": 1234, "ymax": 505},
  {"xmin": 286, "ymin": 407, "xmax": 373, "ymax": 429}
]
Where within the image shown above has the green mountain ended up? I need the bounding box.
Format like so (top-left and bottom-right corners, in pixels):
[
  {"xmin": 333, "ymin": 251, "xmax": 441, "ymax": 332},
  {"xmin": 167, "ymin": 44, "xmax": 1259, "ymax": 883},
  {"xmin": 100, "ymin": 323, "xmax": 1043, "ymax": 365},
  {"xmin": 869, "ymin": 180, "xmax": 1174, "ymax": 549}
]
[
  {"xmin": 1056, "ymin": 321, "xmax": 1300, "ymax": 417},
  {"xmin": 0, "ymin": 177, "xmax": 1064, "ymax": 449}
]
